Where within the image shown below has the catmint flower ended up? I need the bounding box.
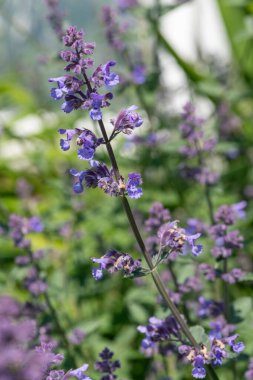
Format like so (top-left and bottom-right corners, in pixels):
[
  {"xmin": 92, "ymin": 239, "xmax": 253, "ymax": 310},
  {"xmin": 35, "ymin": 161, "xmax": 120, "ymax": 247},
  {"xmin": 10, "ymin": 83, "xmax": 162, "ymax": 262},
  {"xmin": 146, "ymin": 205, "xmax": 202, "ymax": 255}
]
[
  {"xmin": 9, "ymin": 214, "xmax": 43, "ymax": 248},
  {"xmin": 102, "ymin": 6, "xmax": 126, "ymax": 53},
  {"xmin": 158, "ymin": 221, "xmax": 203, "ymax": 259},
  {"xmin": 221, "ymin": 268, "xmax": 245, "ymax": 284},
  {"xmin": 94, "ymin": 347, "xmax": 121, "ymax": 379},
  {"xmin": 49, "ymin": 26, "xmax": 118, "ymax": 119},
  {"xmin": 24, "ymin": 268, "xmax": 48, "ymax": 296},
  {"xmin": 192, "ymin": 355, "xmax": 206, "ymax": 379},
  {"xmin": 110, "ymin": 105, "xmax": 143, "ymax": 135},
  {"xmin": 145, "ymin": 202, "xmax": 171, "ymax": 232},
  {"xmin": 209, "ymin": 317, "xmax": 235, "ymax": 339},
  {"xmin": 179, "ymin": 102, "xmax": 218, "ymax": 185},
  {"xmin": 89, "ymin": 92, "xmax": 113, "ymax": 120},
  {"xmin": 214, "ymin": 201, "xmax": 247, "ymax": 225},
  {"xmin": 91, "ymin": 249, "xmax": 141, "ymax": 280},
  {"xmin": 138, "ymin": 316, "xmax": 181, "ymax": 356},
  {"xmin": 132, "ymin": 64, "xmax": 146, "ymax": 84},
  {"xmin": 198, "ymin": 297, "xmax": 223, "ymax": 318},
  {"xmin": 92, "ymin": 60, "xmax": 119, "ymax": 88},
  {"xmin": 45, "ymin": 0, "xmax": 65, "ymax": 40},
  {"xmin": 178, "ymin": 276, "xmax": 202, "ymax": 294},
  {"xmin": 198, "ymin": 264, "xmax": 217, "ymax": 281},
  {"xmin": 224, "ymin": 334, "xmax": 245, "ymax": 353},
  {"xmin": 68, "ymin": 328, "xmax": 86, "ymax": 345},
  {"xmin": 126, "ymin": 172, "xmax": 143, "ymax": 199},
  {"xmin": 69, "ymin": 363, "xmax": 92, "ymax": 380}
]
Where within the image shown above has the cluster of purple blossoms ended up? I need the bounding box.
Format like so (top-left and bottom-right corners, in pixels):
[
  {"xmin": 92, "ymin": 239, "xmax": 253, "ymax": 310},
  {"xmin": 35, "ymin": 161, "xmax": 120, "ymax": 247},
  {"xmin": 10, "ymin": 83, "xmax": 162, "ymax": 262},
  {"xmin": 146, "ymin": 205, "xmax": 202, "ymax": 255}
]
[
  {"xmin": 208, "ymin": 316, "xmax": 236, "ymax": 340},
  {"xmin": 94, "ymin": 347, "xmax": 121, "ymax": 380},
  {"xmin": 8, "ymin": 213, "xmax": 48, "ymax": 297},
  {"xmin": 198, "ymin": 297, "xmax": 224, "ymax": 319},
  {"xmin": 70, "ymin": 160, "xmax": 142, "ymax": 199},
  {"xmin": 49, "ymin": 26, "xmax": 144, "ymax": 199},
  {"xmin": 143, "ymin": 202, "xmax": 203, "ymax": 259},
  {"xmin": 49, "ymin": 26, "xmax": 118, "ymax": 118},
  {"xmin": 110, "ymin": 105, "xmax": 143, "ymax": 136},
  {"xmin": 180, "ymin": 332, "xmax": 244, "ymax": 379},
  {"xmin": 209, "ymin": 201, "xmax": 246, "ymax": 260},
  {"xmin": 102, "ymin": 6, "xmax": 127, "ymax": 53},
  {"xmin": 92, "ymin": 249, "xmax": 141, "ymax": 280},
  {"xmin": 0, "ymin": 296, "xmax": 85, "ymax": 380},
  {"xmin": 9, "ymin": 214, "xmax": 43, "ymax": 248},
  {"xmin": 137, "ymin": 316, "xmax": 181, "ymax": 357},
  {"xmin": 179, "ymin": 102, "xmax": 218, "ymax": 186},
  {"xmin": 198, "ymin": 264, "xmax": 245, "ymax": 284},
  {"xmin": 158, "ymin": 220, "xmax": 203, "ymax": 260},
  {"xmin": 217, "ymin": 102, "xmax": 241, "ymax": 138}
]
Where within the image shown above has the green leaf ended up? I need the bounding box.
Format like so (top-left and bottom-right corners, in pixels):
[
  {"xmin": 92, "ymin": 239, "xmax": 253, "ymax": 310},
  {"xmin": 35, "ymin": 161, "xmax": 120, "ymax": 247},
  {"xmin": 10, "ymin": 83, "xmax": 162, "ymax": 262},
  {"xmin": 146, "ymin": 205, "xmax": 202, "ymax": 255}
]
[
  {"xmin": 189, "ymin": 325, "xmax": 209, "ymax": 345},
  {"xmin": 233, "ymin": 297, "xmax": 253, "ymax": 319}
]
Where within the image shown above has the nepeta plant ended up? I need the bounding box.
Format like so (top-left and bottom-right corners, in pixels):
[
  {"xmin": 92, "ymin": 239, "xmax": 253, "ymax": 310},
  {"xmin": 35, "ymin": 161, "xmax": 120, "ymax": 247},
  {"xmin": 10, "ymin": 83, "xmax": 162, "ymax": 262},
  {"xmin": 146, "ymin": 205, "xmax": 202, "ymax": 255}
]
[{"xmin": 47, "ymin": 25, "xmax": 241, "ymax": 379}]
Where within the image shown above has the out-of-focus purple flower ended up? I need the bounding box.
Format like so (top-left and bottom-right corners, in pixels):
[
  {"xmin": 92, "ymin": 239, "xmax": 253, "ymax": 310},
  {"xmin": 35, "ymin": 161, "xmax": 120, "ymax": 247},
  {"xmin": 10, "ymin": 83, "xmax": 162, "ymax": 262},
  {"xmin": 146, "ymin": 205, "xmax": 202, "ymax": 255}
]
[
  {"xmin": 145, "ymin": 202, "xmax": 171, "ymax": 232},
  {"xmin": 0, "ymin": 296, "xmax": 63, "ymax": 380},
  {"xmin": 16, "ymin": 178, "xmax": 32, "ymax": 199},
  {"xmin": 126, "ymin": 172, "xmax": 143, "ymax": 199},
  {"xmin": 158, "ymin": 221, "xmax": 203, "ymax": 259},
  {"xmin": 92, "ymin": 249, "xmax": 141, "ymax": 280},
  {"xmin": 9, "ymin": 214, "xmax": 43, "ymax": 248},
  {"xmin": 15, "ymin": 255, "xmax": 31, "ymax": 266},
  {"xmin": 217, "ymin": 102, "xmax": 241, "ymax": 138},
  {"xmin": 24, "ymin": 267, "xmax": 48, "ymax": 297},
  {"xmin": 245, "ymin": 358, "xmax": 253, "ymax": 380},
  {"xmin": 221, "ymin": 268, "xmax": 245, "ymax": 284},
  {"xmin": 186, "ymin": 218, "xmax": 208, "ymax": 235},
  {"xmin": 68, "ymin": 328, "xmax": 86, "ymax": 345},
  {"xmin": 102, "ymin": 6, "xmax": 126, "ymax": 52},
  {"xmin": 45, "ymin": 0, "xmax": 65, "ymax": 40},
  {"xmin": 69, "ymin": 363, "xmax": 92, "ymax": 380},
  {"xmin": 132, "ymin": 64, "xmax": 146, "ymax": 84},
  {"xmin": 198, "ymin": 264, "xmax": 217, "ymax": 281},
  {"xmin": 198, "ymin": 297, "xmax": 223, "ymax": 318},
  {"xmin": 214, "ymin": 201, "xmax": 247, "ymax": 225},
  {"xmin": 94, "ymin": 347, "xmax": 120, "ymax": 379},
  {"xmin": 110, "ymin": 105, "xmax": 143, "ymax": 135},
  {"xmin": 179, "ymin": 276, "xmax": 202, "ymax": 294},
  {"xmin": 209, "ymin": 317, "xmax": 235, "ymax": 339},
  {"xmin": 117, "ymin": 0, "xmax": 139, "ymax": 9}
]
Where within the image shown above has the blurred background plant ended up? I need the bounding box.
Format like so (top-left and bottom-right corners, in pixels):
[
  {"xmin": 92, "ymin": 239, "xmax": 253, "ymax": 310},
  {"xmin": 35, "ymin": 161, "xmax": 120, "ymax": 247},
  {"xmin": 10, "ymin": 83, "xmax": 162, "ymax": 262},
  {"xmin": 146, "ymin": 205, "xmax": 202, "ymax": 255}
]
[{"xmin": 1, "ymin": 0, "xmax": 253, "ymax": 379}]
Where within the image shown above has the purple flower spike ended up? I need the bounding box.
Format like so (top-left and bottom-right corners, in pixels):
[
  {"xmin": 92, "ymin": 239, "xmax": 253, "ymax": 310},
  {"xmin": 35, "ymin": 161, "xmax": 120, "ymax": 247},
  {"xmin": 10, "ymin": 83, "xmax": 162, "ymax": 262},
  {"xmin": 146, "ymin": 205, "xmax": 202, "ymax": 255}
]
[{"xmin": 126, "ymin": 172, "xmax": 143, "ymax": 199}]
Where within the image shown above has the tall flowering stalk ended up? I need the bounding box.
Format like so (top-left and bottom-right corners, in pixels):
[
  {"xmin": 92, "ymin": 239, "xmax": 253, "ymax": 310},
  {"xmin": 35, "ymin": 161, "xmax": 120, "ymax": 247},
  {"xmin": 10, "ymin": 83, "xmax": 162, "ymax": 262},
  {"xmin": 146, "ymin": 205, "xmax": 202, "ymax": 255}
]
[{"xmin": 48, "ymin": 26, "xmax": 223, "ymax": 379}]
